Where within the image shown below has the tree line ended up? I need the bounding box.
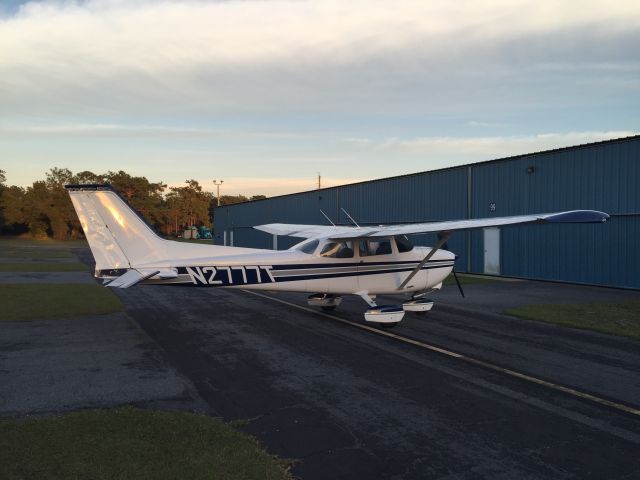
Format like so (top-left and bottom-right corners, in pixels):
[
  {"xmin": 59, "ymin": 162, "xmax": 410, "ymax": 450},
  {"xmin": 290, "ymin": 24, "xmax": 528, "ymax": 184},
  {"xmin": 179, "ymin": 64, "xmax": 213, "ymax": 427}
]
[{"xmin": 0, "ymin": 168, "xmax": 265, "ymax": 240}]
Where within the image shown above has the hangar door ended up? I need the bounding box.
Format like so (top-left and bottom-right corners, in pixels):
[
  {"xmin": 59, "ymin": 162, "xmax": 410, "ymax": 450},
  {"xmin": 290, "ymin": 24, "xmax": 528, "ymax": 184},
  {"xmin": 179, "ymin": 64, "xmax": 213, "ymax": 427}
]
[{"xmin": 483, "ymin": 227, "xmax": 500, "ymax": 275}]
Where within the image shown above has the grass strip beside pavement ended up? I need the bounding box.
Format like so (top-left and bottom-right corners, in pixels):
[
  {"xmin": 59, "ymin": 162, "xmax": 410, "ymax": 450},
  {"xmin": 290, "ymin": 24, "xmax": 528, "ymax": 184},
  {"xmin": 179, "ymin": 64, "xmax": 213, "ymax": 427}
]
[
  {"xmin": 0, "ymin": 262, "xmax": 88, "ymax": 272},
  {"xmin": 1, "ymin": 247, "xmax": 75, "ymax": 259},
  {"xmin": 506, "ymin": 302, "xmax": 640, "ymax": 341},
  {"xmin": 0, "ymin": 407, "xmax": 293, "ymax": 480},
  {"xmin": 0, "ymin": 238, "xmax": 88, "ymax": 248},
  {"xmin": 0, "ymin": 283, "xmax": 123, "ymax": 321}
]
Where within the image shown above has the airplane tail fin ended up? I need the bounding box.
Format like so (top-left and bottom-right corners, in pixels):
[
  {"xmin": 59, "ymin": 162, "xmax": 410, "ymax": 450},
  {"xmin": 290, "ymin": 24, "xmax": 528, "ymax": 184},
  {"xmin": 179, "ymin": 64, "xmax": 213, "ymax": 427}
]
[{"xmin": 65, "ymin": 184, "xmax": 168, "ymax": 273}]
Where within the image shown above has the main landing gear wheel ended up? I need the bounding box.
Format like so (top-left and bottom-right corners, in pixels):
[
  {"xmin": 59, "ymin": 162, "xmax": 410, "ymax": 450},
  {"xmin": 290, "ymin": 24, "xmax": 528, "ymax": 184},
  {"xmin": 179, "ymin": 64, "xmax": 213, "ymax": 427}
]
[
  {"xmin": 308, "ymin": 293, "xmax": 342, "ymax": 311},
  {"xmin": 364, "ymin": 305, "xmax": 405, "ymax": 326}
]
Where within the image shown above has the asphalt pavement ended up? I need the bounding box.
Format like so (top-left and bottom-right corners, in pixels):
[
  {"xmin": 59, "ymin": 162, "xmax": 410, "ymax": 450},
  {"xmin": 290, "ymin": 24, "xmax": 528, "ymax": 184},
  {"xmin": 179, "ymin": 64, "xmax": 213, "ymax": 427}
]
[
  {"xmin": 117, "ymin": 280, "xmax": 640, "ymax": 479},
  {"xmin": 0, "ymin": 312, "xmax": 205, "ymax": 415},
  {"xmin": 2, "ymin": 248, "xmax": 639, "ymax": 479}
]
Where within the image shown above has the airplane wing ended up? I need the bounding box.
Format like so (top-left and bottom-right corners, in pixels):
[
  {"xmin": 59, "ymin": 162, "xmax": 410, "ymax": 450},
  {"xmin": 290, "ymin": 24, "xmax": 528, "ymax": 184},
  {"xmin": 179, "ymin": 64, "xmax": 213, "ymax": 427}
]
[
  {"xmin": 254, "ymin": 210, "xmax": 609, "ymax": 239},
  {"xmin": 253, "ymin": 223, "xmax": 362, "ymax": 238}
]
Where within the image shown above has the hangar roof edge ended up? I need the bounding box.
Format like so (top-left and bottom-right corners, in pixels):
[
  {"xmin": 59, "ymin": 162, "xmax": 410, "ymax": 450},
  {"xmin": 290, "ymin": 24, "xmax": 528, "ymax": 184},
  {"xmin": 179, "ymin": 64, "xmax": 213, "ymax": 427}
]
[{"xmin": 217, "ymin": 134, "xmax": 640, "ymax": 209}]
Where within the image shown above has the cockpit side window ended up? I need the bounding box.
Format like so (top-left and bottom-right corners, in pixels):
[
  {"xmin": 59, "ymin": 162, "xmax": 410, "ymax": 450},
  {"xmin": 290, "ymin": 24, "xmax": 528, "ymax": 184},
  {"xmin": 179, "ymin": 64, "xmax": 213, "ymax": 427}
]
[
  {"xmin": 320, "ymin": 241, "xmax": 354, "ymax": 258},
  {"xmin": 294, "ymin": 239, "xmax": 319, "ymax": 254},
  {"xmin": 394, "ymin": 235, "xmax": 414, "ymax": 253},
  {"xmin": 358, "ymin": 239, "xmax": 392, "ymax": 256}
]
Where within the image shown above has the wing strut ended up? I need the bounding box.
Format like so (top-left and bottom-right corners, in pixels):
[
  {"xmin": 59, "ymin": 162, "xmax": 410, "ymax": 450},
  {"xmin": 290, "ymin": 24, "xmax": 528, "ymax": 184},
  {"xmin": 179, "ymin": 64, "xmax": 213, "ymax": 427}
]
[
  {"xmin": 341, "ymin": 208, "xmax": 360, "ymax": 228},
  {"xmin": 319, "ymin": 209, "xmax": 335, "ymax": 226},
  {"xmin": 397, "ymin": 231, "xmax": 452, "ymax": 290}
]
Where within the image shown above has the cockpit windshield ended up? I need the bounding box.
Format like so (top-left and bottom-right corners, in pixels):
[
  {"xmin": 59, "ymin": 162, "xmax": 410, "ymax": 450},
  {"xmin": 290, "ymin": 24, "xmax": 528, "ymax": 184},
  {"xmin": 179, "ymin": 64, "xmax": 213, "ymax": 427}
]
[{"xmin": 291, "ymin": 239, "xmax": 319, "ymax": 254}]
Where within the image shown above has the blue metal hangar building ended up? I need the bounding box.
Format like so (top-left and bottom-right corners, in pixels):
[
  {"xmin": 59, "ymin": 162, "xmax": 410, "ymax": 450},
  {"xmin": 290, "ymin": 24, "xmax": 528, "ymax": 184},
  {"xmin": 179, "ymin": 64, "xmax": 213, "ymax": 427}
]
[{"xmin": 214, "ymin": 135, "xmax": 640, "ymax": 290}]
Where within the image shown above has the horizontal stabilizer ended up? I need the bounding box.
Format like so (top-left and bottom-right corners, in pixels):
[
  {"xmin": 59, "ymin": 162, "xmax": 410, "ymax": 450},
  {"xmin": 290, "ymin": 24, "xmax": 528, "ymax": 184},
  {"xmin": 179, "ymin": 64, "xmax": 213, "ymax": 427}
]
[{"xmin": 106, "ymin": 269, "xmax": 159, "ymax": 288}]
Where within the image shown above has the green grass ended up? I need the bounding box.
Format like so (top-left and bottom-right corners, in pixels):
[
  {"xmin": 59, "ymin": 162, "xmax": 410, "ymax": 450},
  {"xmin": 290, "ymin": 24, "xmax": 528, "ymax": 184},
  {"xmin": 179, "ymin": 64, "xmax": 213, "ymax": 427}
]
[
  {"xmin": 0, "ymin": 407, "xmax": 293, "ymax": 480},
  {"xmin": 0, "ymin": 283, "xmax": 123, "ymax": 321},
  {"xmin": 0, "ymin": 262, "xmax": 88, "ymax": 272},
  {"xmin": 506, "ymin": 302, "xmax": 640, "ymax": 341},
  {"xmin": 0, "ymin": 237, "xmax": 88, "ymax": 248},
  {"xmin": 0, "ymin": 238, "xmax": 86, "ymax": 270},
  {"xmin": 1, "ymin": 247, "xmax": 75, "ymax": 259}
]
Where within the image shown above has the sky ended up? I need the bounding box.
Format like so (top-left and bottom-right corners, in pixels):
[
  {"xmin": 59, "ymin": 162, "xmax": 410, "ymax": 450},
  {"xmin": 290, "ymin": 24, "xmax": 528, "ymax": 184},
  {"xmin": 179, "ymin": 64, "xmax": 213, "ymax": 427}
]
[{"xmin": 1, "ymin": 0, "xmax": 638, "ymax": 196}]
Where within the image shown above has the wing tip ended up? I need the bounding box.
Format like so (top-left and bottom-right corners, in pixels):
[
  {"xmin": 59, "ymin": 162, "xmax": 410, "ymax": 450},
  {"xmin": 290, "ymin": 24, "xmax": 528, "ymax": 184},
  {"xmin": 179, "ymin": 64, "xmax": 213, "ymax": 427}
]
[{"xmin": 545, "ymin": 210, "xmax": 610, "ymax": 224}]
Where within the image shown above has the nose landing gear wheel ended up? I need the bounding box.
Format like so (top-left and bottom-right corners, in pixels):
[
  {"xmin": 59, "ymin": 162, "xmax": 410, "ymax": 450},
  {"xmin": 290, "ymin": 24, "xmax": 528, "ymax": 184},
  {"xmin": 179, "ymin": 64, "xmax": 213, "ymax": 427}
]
[{"xmin": 403, "ymin": 298, "xmax": 434, "ymax": 314}]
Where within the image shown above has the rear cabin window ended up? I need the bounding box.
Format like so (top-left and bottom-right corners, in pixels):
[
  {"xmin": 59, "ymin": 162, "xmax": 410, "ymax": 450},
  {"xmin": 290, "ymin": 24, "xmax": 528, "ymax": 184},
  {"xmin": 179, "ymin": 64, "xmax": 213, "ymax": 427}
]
[
  {"xmin": 358, "ymin": 239, "xmax": 392, "ymax": 257},
  {"xmin": 320, "ymin": 241, "xmax": 354, "ymax": 258},
  {"xmin": 395, "ymin": 235, "xmax": 414, "ymax": 253}
]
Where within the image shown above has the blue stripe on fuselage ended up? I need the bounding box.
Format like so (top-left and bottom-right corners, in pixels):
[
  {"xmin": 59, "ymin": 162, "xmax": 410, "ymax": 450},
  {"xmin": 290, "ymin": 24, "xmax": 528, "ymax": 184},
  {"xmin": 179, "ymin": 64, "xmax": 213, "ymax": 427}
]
[{"xmin": 97, "ymin": 259, "xmax": 454, "ymax": 287}]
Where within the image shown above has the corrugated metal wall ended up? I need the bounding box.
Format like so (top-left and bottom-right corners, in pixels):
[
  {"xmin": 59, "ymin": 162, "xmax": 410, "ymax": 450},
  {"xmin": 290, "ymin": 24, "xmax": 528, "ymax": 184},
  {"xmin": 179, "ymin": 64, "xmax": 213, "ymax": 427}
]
[{"xmin": 215, "ymin": 136, "xmax": 640, "ymax": 289}]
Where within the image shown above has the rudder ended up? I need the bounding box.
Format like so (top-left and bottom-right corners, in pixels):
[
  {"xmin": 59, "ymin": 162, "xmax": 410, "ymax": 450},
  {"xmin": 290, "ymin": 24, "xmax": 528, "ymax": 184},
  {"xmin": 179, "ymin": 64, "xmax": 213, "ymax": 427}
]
[{"xmin": 66, "ymin": 184, "xmax": 168, "ymax": 272}]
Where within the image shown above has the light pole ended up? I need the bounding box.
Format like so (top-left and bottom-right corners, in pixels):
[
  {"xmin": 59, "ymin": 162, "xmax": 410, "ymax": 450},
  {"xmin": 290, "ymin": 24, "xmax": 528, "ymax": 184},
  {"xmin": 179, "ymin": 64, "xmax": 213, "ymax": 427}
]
[{"xmin": 212, "ymin": 179, "xmax": 224, "ymax": 207}]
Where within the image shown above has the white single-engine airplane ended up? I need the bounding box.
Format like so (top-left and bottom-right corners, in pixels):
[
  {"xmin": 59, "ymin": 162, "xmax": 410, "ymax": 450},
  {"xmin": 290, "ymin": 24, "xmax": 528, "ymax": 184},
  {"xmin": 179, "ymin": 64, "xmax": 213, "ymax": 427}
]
[{"xmin": 66, "ymin": 184, "xmax": 609, "ymax": 326}]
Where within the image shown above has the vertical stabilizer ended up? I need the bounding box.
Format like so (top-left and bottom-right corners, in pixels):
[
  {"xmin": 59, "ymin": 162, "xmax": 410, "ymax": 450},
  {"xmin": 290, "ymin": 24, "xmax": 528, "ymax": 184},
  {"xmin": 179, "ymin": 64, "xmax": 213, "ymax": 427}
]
[{"xmin": 66, "ymin": 184, "xmax": 167, "ymax": 271}]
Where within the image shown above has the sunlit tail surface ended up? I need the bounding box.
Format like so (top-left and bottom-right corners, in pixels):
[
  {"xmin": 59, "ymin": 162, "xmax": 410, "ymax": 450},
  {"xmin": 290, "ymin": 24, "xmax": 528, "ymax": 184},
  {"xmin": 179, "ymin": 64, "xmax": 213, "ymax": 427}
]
[
  {"xmin": 66, "ymin": 184, "xmax": 257, "ymax": 281},
  {"xmin": 67, "ymin": 184, "xmax": 167, "ymax": 271}
]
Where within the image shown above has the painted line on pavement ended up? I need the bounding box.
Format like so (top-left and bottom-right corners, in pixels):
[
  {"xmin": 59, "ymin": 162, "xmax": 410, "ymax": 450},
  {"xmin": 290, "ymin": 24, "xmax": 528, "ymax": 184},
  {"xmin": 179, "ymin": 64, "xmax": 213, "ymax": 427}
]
[{"xmin": 243, "ymin": 290, "xmax": 640, "ymax": 418}]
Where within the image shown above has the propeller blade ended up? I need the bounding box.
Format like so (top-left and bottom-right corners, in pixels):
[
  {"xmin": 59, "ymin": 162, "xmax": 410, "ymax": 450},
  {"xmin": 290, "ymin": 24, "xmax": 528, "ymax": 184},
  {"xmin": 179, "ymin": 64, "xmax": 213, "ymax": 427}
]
[
  {"xmin": 452, "ymin": 270, "xmax": 465, "ymax": 298},
  {"xmin": 437, "ymin": 232, "xmax": 449, "ymax": 252}
]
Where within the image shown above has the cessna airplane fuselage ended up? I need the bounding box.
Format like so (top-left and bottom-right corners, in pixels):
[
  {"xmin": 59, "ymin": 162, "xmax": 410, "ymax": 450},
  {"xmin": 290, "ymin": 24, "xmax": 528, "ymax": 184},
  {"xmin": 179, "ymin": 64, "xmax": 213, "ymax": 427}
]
[
  {"xmin": 99, "ymin": 237, "xmax": 454, "ymax": 294},
  {"xmin": 66, "ymin": 184, "xmax": 608, "ymax": 325}
]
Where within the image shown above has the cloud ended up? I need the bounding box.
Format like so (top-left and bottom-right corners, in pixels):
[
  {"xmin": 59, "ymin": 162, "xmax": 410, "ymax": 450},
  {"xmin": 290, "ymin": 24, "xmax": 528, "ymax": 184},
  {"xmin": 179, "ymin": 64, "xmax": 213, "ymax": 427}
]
[
  {"xmin": 466, "ymin": 120, "xmax": 508, "ymax": 128},
  {"xmin": 0, "ymin": 0, "xmax": 638, "ymax": 118},
  {"xmin": 1, "ymin": 2, "xmax": 638, "ymax": 192},
  {"xmin": 0, "ymin": 122, "xmax": 304, "ymax": 139},
  {"xmin": 354, "ymin": 131, "xmax": 639, "ymax": 158}
]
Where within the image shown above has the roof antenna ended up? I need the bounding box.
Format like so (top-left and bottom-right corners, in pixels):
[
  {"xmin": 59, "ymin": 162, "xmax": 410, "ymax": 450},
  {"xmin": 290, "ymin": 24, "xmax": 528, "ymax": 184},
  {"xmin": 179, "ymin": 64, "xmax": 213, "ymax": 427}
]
[
  {"xmin": 341, "ymin": 208, "xmax": 360, "ymax": 228},
  {"xmin": 319, "ymin": 209, "xmax": 335, "ymax": 226}
]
